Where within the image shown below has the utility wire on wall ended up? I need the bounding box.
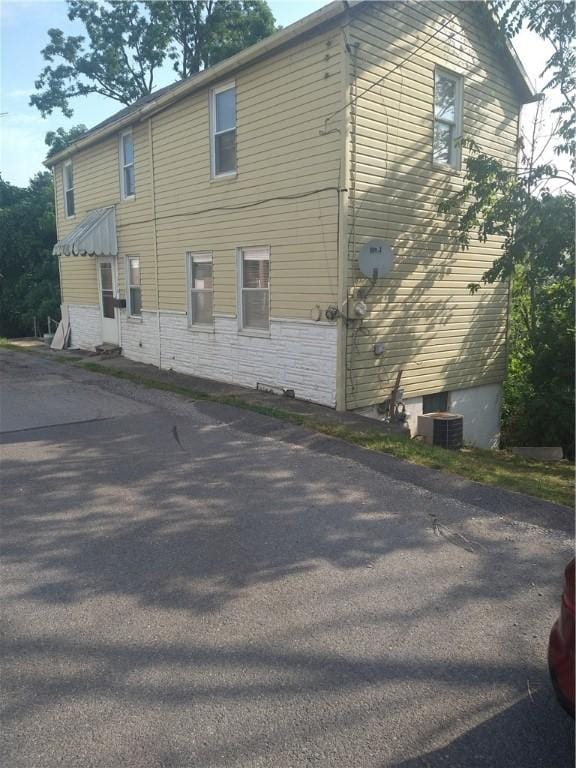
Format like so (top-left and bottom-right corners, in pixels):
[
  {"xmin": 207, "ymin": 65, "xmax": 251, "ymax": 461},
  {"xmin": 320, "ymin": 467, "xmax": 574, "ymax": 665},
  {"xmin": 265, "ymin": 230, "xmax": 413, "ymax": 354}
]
[
  {"xmin": 336, "ymin": 8, "xmax": 458, "ymax": 401},
  {"xmin": 321, "ymin": 11, "xmax": 458, "ymax": 136},
  {"xmin": 116, "ymin": 186, "xmax": 346, "ymax": 231}
]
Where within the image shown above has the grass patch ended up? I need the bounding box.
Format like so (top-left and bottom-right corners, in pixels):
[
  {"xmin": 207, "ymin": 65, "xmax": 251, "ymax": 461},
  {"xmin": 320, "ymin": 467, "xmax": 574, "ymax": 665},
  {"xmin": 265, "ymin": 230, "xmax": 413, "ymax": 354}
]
[{"xmin": 71, "ymin": 359, "xmax": 575, "ymax": 508}]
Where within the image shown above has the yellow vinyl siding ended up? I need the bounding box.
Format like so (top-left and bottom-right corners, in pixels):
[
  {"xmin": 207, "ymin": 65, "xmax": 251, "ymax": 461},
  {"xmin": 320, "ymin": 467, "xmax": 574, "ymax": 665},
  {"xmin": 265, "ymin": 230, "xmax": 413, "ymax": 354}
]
[
  {"xmin": 55, "ymin": 121, "xmax": 157, "ymax": 309},
  {"xmin": 52, "ymin": 0, "xmax": 527, "ymax": 410},
  {"xmin": 150, "ymin": 27, "xmax": 341, "ymax": 319},
  {"xmin": 345, "ymin": 0, "xmax": 520, "ymax": 409},
  {"xmin": 58, "ymin": 253, "xmax": 98, "ymax": 305},
  {"xmin": 56, "ymin": 24, "xmax": 342, "ymax": 321}
]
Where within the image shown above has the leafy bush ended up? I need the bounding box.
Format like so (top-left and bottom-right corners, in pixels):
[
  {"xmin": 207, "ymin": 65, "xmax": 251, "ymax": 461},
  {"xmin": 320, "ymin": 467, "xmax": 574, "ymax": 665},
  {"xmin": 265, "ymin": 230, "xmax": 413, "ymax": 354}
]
[{"xmin": 0, "ymin": 173, "xmax": 60, "ymax": 337}]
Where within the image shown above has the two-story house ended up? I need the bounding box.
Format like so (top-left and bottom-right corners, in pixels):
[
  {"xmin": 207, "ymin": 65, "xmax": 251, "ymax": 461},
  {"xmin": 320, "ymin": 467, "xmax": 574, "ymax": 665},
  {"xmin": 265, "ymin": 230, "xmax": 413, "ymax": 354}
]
[{"xmin": 47, "ymin": 0, "xmax": 535, "ymax": 448}]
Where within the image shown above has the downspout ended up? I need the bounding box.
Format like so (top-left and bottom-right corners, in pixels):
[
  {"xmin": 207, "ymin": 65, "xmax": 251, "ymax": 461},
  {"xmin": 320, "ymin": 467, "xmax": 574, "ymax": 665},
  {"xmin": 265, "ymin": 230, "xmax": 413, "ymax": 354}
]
[
  {"xmin": 336, "ymin": 13, "xmax": 352, "ymax": 411},
  {"xmin": 148, "ymin": 117, "xmax": 162, "ymax": 369}
]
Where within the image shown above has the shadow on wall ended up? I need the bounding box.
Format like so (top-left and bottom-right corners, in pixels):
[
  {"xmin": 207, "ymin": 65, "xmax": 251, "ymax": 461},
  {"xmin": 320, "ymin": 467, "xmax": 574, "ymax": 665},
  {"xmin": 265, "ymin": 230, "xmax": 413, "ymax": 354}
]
[{"xmin": 345, "ymin": 2, "xmax": 512, "ymax": 411}]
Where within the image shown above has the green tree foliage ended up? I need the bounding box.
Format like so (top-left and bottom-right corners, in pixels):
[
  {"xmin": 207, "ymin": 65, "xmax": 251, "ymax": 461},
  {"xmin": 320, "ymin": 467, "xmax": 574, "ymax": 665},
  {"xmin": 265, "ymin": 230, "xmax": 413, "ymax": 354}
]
[
  {"xmin": 0, "ymin": 173, "xmax": 60, "ymax": 338},
  {"xmin": 31, "ymin": 0, "xmax": 276, "ymax": 118},
  {"xmin": 438, "ymin": 2, "xmax": 575, "ymax": 455},
  {"xmin": 495, "ymin": 0, "xmax": 575, "ymax": 162},
  {"xmin": 45, "ymin": 124, "xmax": 88, "ymax": 157},
  {"xmin": 146, "ymin": 1, "xmax": 276, "ymax": 79},
  {"xmin": 439, "ymin": 154, "xmax": 574, "ymax": 454},
  {"xmin": 503, "ymin": 251, "xmax": 574, "ymax": 456},
  {"xmin": 31, "ymin": 1, "xmax": 170, "ymax": 117}
]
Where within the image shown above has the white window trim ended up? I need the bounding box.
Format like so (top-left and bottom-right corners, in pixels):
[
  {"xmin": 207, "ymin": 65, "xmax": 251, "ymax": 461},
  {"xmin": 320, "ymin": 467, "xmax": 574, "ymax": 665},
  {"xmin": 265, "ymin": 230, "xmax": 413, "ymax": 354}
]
[
  {"xmin": 125, "ymin": 255, "xmax": 142, "ymax": 318},
  {"xmin": 237, "ymin": 246, "xmax": 271, "ymax": 335},
  {"xmin": 210, "ymin": 82, "xmax": 237, "ymax": 179},
  {"xmin": 63, "ymin": 160, "xmax": 75, "ymax": 218},
  {"xmin": 186, "ymin": 251, "xmax": 214, "ymax": 328},
  {"xmin": 433, "ymin": 68, "xmax": 463, "ymax": 171},
  {"xmin": 119, "ymin": 129, "xmax": 135, "ymax": 200}
]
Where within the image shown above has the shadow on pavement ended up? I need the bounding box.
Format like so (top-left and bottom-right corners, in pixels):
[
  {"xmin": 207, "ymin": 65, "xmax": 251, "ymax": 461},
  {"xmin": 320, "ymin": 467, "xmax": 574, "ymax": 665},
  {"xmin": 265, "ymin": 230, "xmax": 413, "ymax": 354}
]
[{"xmin": 391, "ymin": 690, "xmax": 574, "ymax": 768}]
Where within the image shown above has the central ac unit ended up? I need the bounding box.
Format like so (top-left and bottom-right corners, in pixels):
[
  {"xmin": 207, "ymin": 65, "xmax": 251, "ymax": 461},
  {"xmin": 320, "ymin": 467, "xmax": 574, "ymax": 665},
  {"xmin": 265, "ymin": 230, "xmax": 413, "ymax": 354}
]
[{"xmin": 417, "ymin": 412, "xmax": 464, "ymax": 450}]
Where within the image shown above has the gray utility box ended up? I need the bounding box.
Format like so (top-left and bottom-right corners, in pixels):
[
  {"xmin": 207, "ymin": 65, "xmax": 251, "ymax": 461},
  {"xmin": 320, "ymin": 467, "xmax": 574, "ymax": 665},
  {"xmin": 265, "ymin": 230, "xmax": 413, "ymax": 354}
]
[{"xmin": 417, "ymin": 412, "xmax": 464, "ymax": 450}]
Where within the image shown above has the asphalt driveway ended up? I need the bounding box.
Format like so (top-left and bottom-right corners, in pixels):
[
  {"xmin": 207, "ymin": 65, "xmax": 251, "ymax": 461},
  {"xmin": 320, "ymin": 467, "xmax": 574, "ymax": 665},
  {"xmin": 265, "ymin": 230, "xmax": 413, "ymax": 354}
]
[{"xmin": 1, "ymin": 348, "xmax": 574, "ymax": 767}]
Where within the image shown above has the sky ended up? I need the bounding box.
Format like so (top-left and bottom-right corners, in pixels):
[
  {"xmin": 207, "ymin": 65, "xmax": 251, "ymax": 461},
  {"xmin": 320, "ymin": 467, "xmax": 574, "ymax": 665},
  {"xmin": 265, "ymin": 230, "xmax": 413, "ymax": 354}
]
[{"xmin": 0, "ymin": 0, "xmax": 563, "ymax": 187}]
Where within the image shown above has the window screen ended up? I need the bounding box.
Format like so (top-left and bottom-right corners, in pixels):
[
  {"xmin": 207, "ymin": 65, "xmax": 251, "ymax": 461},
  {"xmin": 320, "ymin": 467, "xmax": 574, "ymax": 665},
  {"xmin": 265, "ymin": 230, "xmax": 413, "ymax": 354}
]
[
  {"xmin": 188, "ymin": 252, "xmax": 214, "ymax": 325},
  {"xmin": 64, "ymin": 162, "xmax": 75, "ymax": 217},
  {"xmin": 127, "ymin": 256, "xmax": 141, "ymax": 316},
  {"xmin": 241, "ymin": 247, "xmax": 269, "ymax": 330},
  {"xmin": 212, "ymin": 85, "xmax": 236, "ymax": 176},
  {"xmin": 121, "ymin": 132, "xmax": 135, "ymax": 197},
  {"xmin": 433, "ymin": 71, "xmax": 461, "ymax": 168}
]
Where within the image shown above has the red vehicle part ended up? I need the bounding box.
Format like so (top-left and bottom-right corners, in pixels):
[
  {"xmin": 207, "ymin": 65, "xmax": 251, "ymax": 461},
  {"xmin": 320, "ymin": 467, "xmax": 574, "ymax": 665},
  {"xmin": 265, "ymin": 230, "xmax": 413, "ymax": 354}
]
[{"xmin": 548, "ymin": 558, "xmax": 575, "ymax": 717}]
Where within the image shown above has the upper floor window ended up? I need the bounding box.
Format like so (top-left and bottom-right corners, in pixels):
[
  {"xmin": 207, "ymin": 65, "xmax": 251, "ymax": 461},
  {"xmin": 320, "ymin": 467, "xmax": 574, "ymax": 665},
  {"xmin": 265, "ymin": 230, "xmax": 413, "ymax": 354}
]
[
  {"xmin": 239, "ymin": 247, "xmax": 269, "ymax": 331},
  {"xmin": 187, "ymin": 251, "xmax": 214, "ymax": 325},
  {"xmin": 126, "ymin": 256, "xmax": 141, "ymax": 316},
  {"xmin": 120, "ymin": 130, "xmax": 135, "ymax": 198},
  {"xmin": 433, "ymin": 70, "xmax": 462, "ymax": 169},
  {"xmin": 211, "ymin": 83, "xmax": 236, "ymax": 177},
  {"xmin": 63, "ymin": 161, "xmax": 75, "ymax": 217}
]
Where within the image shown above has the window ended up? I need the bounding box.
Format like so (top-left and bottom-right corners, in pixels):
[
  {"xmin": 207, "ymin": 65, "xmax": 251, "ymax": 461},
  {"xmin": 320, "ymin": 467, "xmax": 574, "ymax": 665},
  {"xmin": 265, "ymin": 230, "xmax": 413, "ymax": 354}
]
[
  {"xmin": 187, "ymin": 252, "xmax": 213, "ymax": 325},
  {"xmin": 211, "ymin": 83, "xmax": 236, "ymax": 176},
  {"xmin": 433, "ymin": 70, "xmax": 462, "ymax": 169},
  {"xmin": 120, "ymin": 130, "xmax": 135, "ymax": 198},
  {"xmin": 63, "ymin": 161, "xmax": 75, "ymax": 217},
  {"xmin": 99, "ymin": 262, "xmax": 114, "ymax": 318},
  {"xmin": 240, "ymin": 247, "xmax": 270, "ymax": 331},
  {"xmin": 423, "ymin": 392, "xmax": 449, "ymax": 414},
  {"xmin": 126, "ymin": 256, "xmax": 142, "ymax": 317}
]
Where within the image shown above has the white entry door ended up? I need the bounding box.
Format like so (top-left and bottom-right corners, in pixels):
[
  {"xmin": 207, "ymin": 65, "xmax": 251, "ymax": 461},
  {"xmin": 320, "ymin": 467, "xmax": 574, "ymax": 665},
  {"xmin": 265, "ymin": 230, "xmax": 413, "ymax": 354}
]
[{"xmin": 97, "ymin": 257, "xmax": 119, "ymax": 345}]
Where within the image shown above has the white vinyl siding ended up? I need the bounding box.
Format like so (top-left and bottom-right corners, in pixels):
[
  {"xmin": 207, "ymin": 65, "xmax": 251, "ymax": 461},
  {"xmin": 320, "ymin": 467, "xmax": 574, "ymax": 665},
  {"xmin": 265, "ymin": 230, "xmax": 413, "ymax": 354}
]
[
  {"xmin": 210, "ymin": 83, "xmax": 236, "ymax": 177},
  {"xmin": 63, "ymin": 161, "xmax": 75, "ymax": 217},
  {"xmin": 120, "ymin": 130, "xmax": 135, "ymax": 198},
  {"xmin": 187, "ymin": 251, "xmax": 213, "ymax": 325},
  {"xmin": 126, "ymin": 256, "xmax": 142, "ymax": 316},
  {"xmin": 239, "ymin": 247, "xmax": 270, "ymax": 331},
  {"xmin": 433, "ymin": 69, "xmax": 462, "ymax": 169}
]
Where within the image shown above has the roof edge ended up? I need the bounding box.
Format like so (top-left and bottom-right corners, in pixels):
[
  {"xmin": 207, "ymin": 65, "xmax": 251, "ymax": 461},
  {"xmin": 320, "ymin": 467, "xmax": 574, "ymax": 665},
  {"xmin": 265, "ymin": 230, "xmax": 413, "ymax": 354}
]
[
  {"xmin": 479, "ymin": 3, "xmax": 537, "ymax": 104},
  {"xmin": 44, "ymin": 0, "xmax": 537, "ymax": 169},
  {"xmin": 44, "ymin": 1, "xmax": 352, "ymax": 168}
]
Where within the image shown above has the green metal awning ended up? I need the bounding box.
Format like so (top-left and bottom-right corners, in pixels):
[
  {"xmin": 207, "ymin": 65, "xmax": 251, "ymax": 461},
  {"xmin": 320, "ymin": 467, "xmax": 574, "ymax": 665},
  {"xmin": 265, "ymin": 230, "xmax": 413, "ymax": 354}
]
[{"xmin": 53, "ymin": 206, "xmax": 117, "ymax": 257}]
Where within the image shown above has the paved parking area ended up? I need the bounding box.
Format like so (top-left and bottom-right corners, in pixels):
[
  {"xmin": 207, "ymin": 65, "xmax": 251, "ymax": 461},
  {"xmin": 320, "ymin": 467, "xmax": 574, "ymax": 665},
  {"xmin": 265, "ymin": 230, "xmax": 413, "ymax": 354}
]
[{"xmin": 1, "ymin": 349, "xmax": 574, "ymax": 767}]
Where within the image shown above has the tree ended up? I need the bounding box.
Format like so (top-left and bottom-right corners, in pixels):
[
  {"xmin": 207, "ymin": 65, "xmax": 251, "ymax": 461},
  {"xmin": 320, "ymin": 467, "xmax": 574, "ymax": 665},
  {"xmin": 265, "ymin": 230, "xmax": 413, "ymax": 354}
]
[
  {"xmin": 45, "ymin": 124, "xmax": 88, "ymax": 158},
  {"xmin": 31, "ymin": 1, "xmax": 169, "ymax": 117},
  {"xmin": 438, "ymin": 0, "xmax": 576, "ymax": 454},
  {"xmin": 31, "ymin": 0, "xmax": 276, "ymax": 118},
  {"xmin": 0, "ymin": 174, "xmax": 60, "ymax": 338},
  {"xmin": 147, "ymin": 1, "xmax": 276, "ymax": 79},
  {"xmin": 495, "ymin": 0, "xmax": 575, "ymax": 163},
  {"xmin": 440, "ymin": 149, "xmax": 574, "ymax": 453}
]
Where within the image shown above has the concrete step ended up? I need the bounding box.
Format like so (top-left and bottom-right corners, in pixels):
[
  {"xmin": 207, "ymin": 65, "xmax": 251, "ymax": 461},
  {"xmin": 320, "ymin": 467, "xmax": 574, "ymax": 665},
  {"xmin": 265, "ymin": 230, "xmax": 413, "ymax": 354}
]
[{"xmin": 93, "ymin": 344, "xmax": 121, "ymax": 358}]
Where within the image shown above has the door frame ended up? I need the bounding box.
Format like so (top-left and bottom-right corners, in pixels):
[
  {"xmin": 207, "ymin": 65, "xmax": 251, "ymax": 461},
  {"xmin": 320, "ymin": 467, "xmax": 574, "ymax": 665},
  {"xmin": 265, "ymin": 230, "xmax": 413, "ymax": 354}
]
[{"xmin": 96, "ymin": 256, "xmax": 120, "ymax": 346}]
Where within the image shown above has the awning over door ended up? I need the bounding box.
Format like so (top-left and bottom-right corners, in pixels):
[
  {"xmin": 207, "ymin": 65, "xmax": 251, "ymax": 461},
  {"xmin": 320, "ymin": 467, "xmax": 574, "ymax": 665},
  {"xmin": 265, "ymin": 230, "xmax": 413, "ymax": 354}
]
[{"xmin": 53, "ymin": 206, "xmax": 118, "ymax": 257}]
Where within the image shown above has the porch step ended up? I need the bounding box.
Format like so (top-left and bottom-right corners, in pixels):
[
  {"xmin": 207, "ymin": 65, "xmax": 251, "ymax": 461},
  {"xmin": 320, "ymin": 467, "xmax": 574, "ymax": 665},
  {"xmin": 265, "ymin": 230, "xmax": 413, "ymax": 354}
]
[{"xmin": 93, "ymin": 343, "xmax": 122, "ymax": 358}]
